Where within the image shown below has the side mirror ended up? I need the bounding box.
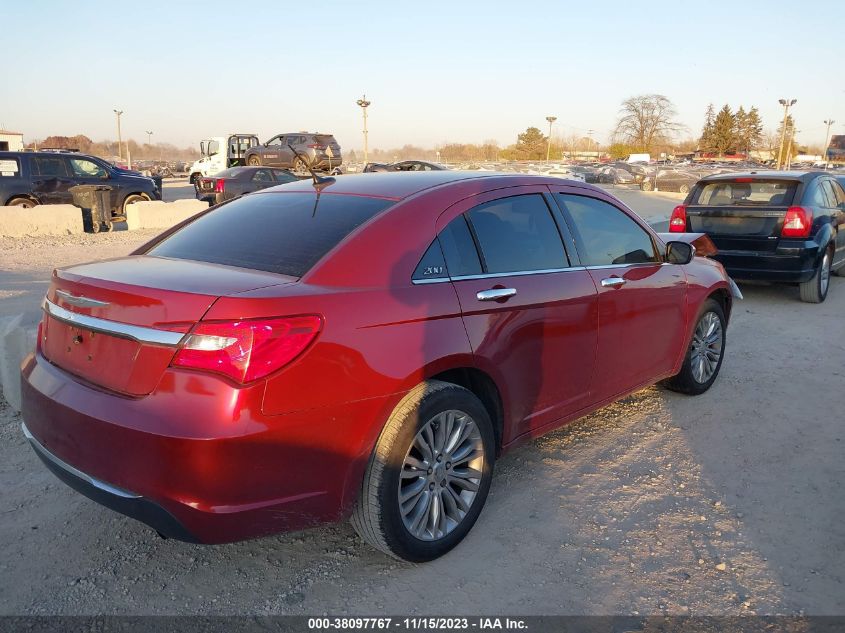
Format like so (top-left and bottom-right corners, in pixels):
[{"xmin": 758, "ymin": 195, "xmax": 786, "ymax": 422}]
[{"xmin": 666, "ymin": 241, "xmax": 695, "ymax": 265}]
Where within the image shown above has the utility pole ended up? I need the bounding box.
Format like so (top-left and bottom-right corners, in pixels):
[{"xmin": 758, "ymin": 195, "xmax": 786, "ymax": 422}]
[
  {"xmin": 113, "ymin": 109, "xmax": 124, "ymax": 161},
  {"xmin": 776, "ymin": 99, "xmax": 796, "ymax": 169},
  {"xmin": 545, "ymin": 116, "xmax": 557, "ymax": 162},
  {"xmin": 823, "ymin": 119, "xmax": 835, "ymax": 166},
  {"xmin": 356, "ymin": 94, "xmax": 371, "ymax": 165},
  {"xmin": 587, "ymin": 128, "xmax": 595, "ymax": 160}
]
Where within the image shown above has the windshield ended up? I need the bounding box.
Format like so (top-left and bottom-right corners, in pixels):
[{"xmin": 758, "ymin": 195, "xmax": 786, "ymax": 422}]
[{"xmin": 691, "ymin": 180, "xmax": 798, "ymax": 206}]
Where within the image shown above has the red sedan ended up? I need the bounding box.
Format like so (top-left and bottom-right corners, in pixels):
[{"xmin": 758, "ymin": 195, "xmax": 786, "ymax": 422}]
[{"xmin": 21, "ymin": 172, "xmax": 739, "ymax": 561}]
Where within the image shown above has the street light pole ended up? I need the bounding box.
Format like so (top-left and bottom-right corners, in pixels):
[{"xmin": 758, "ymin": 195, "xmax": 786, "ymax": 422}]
[
  {"xmin": 823, "ymin": 119, "xmax": 835, "ymax": 167},
  {"xmin": 356, "ymin": 94, "xmax": 371, "ymax": 165},
  {"xmin": 776, "ymin": 98, "xmax": 796, "ymax": 169},
  {"xmin": 587, "ymin": 128, "xmax": 595, "ymax": 160},
  {"xmin": 786, "ymin": 127, "xmax": 799, "ymax": 170},
  {"xmin": 545, "ymin": 116, "xmax": 557, "ymax": 162},
  {"xmin": 113, "ymin": 109, "xmax": 124, "ymax": 161},
  {"xmin": 146, "ymin": 130, "xmax": 153, "ymax": 146}
]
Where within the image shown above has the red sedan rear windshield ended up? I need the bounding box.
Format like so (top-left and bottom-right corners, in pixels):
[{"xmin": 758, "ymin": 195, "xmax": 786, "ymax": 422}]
[
  {"xmin": 147, "ymin": 192, "xmax": 393, "ymax": 278},
  {"xmin": 691, "ymin": 180, "xmax": 798, "ymax": 206}
]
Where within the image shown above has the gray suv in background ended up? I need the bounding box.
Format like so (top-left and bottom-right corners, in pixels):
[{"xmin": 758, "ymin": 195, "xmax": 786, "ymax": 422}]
[{"xmin": 244, "ymin": 133, "xmax": 342, "ymax": 172}]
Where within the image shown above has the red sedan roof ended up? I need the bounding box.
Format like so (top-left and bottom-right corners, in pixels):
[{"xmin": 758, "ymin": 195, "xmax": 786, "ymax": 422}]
[{"xmin": 267, "ymin": 171, "xmax": 552, "ymax": 200}]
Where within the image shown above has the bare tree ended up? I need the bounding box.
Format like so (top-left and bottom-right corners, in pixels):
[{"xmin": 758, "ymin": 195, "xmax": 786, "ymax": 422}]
[{"xmin": 613, "ymin": 94, "xmax": 683, "ymax": 152}]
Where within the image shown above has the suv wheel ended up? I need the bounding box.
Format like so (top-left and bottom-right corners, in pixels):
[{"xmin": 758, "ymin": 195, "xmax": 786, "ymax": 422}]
[
  {"xmin": 351, "ymin": 380, "xmax": 495, "ymax": 562},
  {"xmin": 122, "ymin": 193, "xmax": 150, "ymax": 215},
  {"xmin": 800, "ymin": 249, "xmax": 832, "ymax": 303},
  {"xmin": 664, "ymin": 299, "xmax": 726, "ymax": 395},
  {"xmin": 7, "ymin": 197, "xmax": 36, "ymax": 208},
  {"xmin": 293, "ymin": 157, "xmax": 309, "ymax": 173},
  {"xmin": 247, "ymin": 156, "xmax": 261, "ymax": 166}
]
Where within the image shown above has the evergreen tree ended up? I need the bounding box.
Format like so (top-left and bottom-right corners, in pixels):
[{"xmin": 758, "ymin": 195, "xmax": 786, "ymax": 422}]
[
  {"xmin": 745, "ymin": 106, "xmax": 764, "ymax": 153},
  {"xmin": 712, "ymin": 105, "xmax": 736, "ymax": 156},
  {"xmin": 735, "ymin": 106, "xmax": 748, "ymax": 155},
  {"xmin": 699, "ymin": 103, "xmax": 716, "ymax": 152}
]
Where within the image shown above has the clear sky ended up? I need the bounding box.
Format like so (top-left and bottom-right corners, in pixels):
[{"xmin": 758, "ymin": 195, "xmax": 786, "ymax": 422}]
[{"xmin": 2, "ymin": 0, "xmax": 843, "ymax": 151}]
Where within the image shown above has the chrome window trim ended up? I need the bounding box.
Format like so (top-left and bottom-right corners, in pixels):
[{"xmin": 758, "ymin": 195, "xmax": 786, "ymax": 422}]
[
  {"xmin": 21, "ymin": 422, "xmax": 141, "ymax": 499},
  {"xmin": 42, "ymin": 298, "xmax": 185, "ymax": 347},
  {"xmin": 410, "ymin": 261, "xmax": 676, "ymax": 285}
]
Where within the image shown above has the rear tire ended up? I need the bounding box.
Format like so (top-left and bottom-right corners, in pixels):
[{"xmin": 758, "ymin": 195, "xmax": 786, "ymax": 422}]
[
  {"xmin": 664, "ymin": 299, "xmax": 726, "ymax": 395},
  {"xmin": 799, "ymin": 249, "xmax": 832, "ymax": 303},
  {"xmin": 7, "ymin": 197, "xmax": 37, "ymax": 208},
  {"xmin": 293, "ymin": 157, "xmax": 309, "ymax": 173},
  {"xmin": 351, "ymin": 380, "xmax": 495, "ymax": 562}
]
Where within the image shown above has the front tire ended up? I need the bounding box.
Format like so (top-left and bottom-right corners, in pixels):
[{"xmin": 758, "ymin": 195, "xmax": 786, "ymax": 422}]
[
  {"xmin": 122, "ymin": 193, "xmax": 149, "ymax": 215},
  {"xmin": 799, "ymin": 249, "xmax": 832, "ymax": 303},
  {"xmin": 351, "ymin": 381, "xmax": 495, "ymax": 562},
  {"xmin": 7, "ymin": 197, "xmax": 37, "ymax": 208},
  {"xmin": 664, "ymin": 299, "xmax": 726, "ymax": 395},
  {"xmin": 247, "ymin": 155, "xmax": 261, "ymax": 166}
]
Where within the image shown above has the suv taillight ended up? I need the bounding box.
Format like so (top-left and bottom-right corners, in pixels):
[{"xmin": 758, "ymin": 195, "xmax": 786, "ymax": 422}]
[
  {"xmin": 170, "ymin": 316, "xmax": 322, "ymax": 384},
  {"xmin": 214, "ymin": 178, "xmax": 225, "ymax": 193},
  {"xmin": 781, "ymin": 206, "xmax": 813, "ymax": 238},
  {"xmin": 669, "ymin": 205, "xmax": 687, "ymax": 233}
]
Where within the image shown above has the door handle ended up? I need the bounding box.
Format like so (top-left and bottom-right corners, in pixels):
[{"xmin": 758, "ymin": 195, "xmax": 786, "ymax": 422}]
[
  {"xmin": 476, "ymin": 288, "xmax": 517, "ymax": 302},
  {"xmin": 601, "ymin": 277, "xmax": 627, "ymax": 288}
]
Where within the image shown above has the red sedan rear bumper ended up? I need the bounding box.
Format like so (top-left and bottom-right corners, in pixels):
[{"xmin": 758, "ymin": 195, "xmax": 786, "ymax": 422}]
[{"xmin": 20, "ymin": 352, "xmax": 382, "ymax": 543}]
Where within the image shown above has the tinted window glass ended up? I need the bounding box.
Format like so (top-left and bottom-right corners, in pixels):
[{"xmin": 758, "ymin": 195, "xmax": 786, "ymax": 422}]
[
  {"xmin": 820, "ymin": 180, "xmax": 839, "ymax": 208},
  {"xmin": 806, "ymin": 182, "xmax": 830, "ymax": 208},
  {"xmin": 438, "ymin": 215, "xmax": 482, "ymax": 277},
  {"xmin": 148, "ymin": 193, "xmax": 393, "ymax": 277},
  {"xmin": 829, "ymin": 180, "xmax": 845, "ymax": 206},
  {"xmin": 556, "ymin": 194, "xmax": 659, "ymax": 266},
  {"xmin": 466, "ymin": 194, "xmax": 567, "ymax": 274},
  {"xmin": 272, "ymin": 169, "xmax": 297, "ymax": 183},
  {"xmin": 32, "ymin": 157, "xmax": 69, "ymax": 177},
  {"xmin": 412, "ymin": 240, "xmax": 448, "ymax": 281},
  {"xmin": 252, "ymin": 169, "xmax": 273, "ymax": 182},
  {"xmin": 216, "ymin": 167, "xmax": 249, "ymax": 177},
  {"xmin": 692, "ymin": 180, "xmax": 797, "ymax": 206}
]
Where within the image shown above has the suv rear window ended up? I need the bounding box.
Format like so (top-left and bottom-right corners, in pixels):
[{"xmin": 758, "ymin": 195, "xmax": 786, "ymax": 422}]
[
  {"xmin": 691, "ymin": 180, "xmax": 798, "ymax": 206},
  {"xmin": 147, "ymin": 192, "xmax": 393, "ymax": 277}
]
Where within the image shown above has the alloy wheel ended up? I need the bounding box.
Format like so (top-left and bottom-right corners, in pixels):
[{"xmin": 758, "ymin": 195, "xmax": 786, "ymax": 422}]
[
  {"xmin": 690, "ymin": 312, "xmax": 723, "ymax": 384},
  {"xmin": 398, "ymin": 410, "xmax": 485, "ymax": 541},
  {"xmin": 820, "ymin": 252, "xmax": 831, "ymax": 297}
]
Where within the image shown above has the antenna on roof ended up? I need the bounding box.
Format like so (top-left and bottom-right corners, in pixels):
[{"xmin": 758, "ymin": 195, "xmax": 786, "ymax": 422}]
[{"xmin": 287, "ymin": 143, "xmax": 335, "ymax": 192}]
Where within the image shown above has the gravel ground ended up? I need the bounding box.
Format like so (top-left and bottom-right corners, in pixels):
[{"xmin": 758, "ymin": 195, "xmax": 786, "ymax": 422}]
[{"xmin": 1, "ymin": 189, "xmax": 843, "ymax": 616}]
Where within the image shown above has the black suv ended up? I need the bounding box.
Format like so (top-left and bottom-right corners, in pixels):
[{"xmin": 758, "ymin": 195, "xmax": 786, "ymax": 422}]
[
  {"xmin": 0, "ymin": 151, "xmax": 162, "ymax": 215},
  {"xmin": 671, "ymin": 171, "xmax": 845, "ymax": 303},
  {"xmin": 243, "ymin": 133, "xmax": 341, "ymax": 172}
]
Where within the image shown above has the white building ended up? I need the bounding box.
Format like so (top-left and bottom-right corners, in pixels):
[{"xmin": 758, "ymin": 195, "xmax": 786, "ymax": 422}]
[{"xmin": 0, "ymin": 130, "xmax": 24, "ymax": 152}]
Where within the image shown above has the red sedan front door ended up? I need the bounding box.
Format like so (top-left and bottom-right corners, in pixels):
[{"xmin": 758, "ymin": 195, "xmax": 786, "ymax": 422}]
[{"xmin": 551, "ymin": 190, "xmax": 688, "ymax": 402}]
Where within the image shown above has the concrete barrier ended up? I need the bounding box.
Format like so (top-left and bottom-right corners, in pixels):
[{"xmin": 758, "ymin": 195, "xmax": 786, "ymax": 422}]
[
  {"xmin": 0, "ymin": 315, "xmax": 36, "ymax": 413},
  {"xmin": 0, "ymin": 204, "xmax": 84, "ymax": 237},
  {"xmin": 125, "ymin": 199, "xmax": 209, "ymax": 230}
]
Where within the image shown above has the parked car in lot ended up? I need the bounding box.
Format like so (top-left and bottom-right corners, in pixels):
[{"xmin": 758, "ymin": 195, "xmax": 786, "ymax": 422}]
[
  {"xmin": 0, "ymin": 151, "xmax": 161, "ymax": 214},
  {"xmin": 195, "ymin": 166, "xmax": 299, "ymax": 204},
  {"xmin": 641, "ymin": 169, "xmax": 699, "ymax": 193},
  {"xmin": 243, "ymin": 133, "xmax": 341, "ymax": 172},
  {"xmin": 596, "ymin": 166, "xmax": 637, "ymax": 184},
  {"xmin": 363, "ymin": 160, "xmax": 449, "ymax": 173},
  {"xmin": 21, "ymin": 172, "xmax": 737, "ymax": 561},
  {"xmin": 670, "ymin": 171, "xmax": 845, "ymax": 302}
]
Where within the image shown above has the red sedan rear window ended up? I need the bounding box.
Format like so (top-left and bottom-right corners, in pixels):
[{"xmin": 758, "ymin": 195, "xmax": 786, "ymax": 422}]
[{"xmin": 147, "ymin": 192, "xmax": 393, "ymax": 278}]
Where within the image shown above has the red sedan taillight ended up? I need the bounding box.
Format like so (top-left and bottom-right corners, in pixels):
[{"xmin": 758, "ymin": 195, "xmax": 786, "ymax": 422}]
[
  {"xmin": 781, "ymin": 206, "xmax": 813, "ymax": 238},
  {"xmin": 669, "ymin": 205, "xmax": 687, "ymax": 233},
  {"xmin": 215, "ymin": 178, "xmax": 226, "ymax": 193},
  {"xmin": 171, "ymin": 316, "xmax": 322, "ymax": 384}
]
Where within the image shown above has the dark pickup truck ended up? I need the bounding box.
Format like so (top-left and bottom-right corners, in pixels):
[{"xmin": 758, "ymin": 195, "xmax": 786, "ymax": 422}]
[{"xmin": 670, "ymin": 171, "xmax": 845, "ymax": 303}]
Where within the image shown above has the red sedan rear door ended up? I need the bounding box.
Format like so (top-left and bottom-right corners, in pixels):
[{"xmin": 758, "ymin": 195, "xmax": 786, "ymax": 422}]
[
  {"xmin": 550, "ymin": 189, "xmax": 688, "ymax": 402},
  {"xmin": 432, "ymin": 187, "xmax": 599, "ymax": 442}
]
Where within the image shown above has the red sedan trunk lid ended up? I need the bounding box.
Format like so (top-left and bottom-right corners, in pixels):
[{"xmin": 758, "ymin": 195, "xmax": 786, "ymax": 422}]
[{"xmin": 41, "ymin": 256, "xmax": 294, "ymax": 395}]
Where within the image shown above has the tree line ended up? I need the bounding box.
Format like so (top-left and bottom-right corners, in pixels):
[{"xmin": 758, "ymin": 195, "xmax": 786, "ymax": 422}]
[{"xmin": 25, "ymin": 135, "xmax": 200, "ymax": 161}]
